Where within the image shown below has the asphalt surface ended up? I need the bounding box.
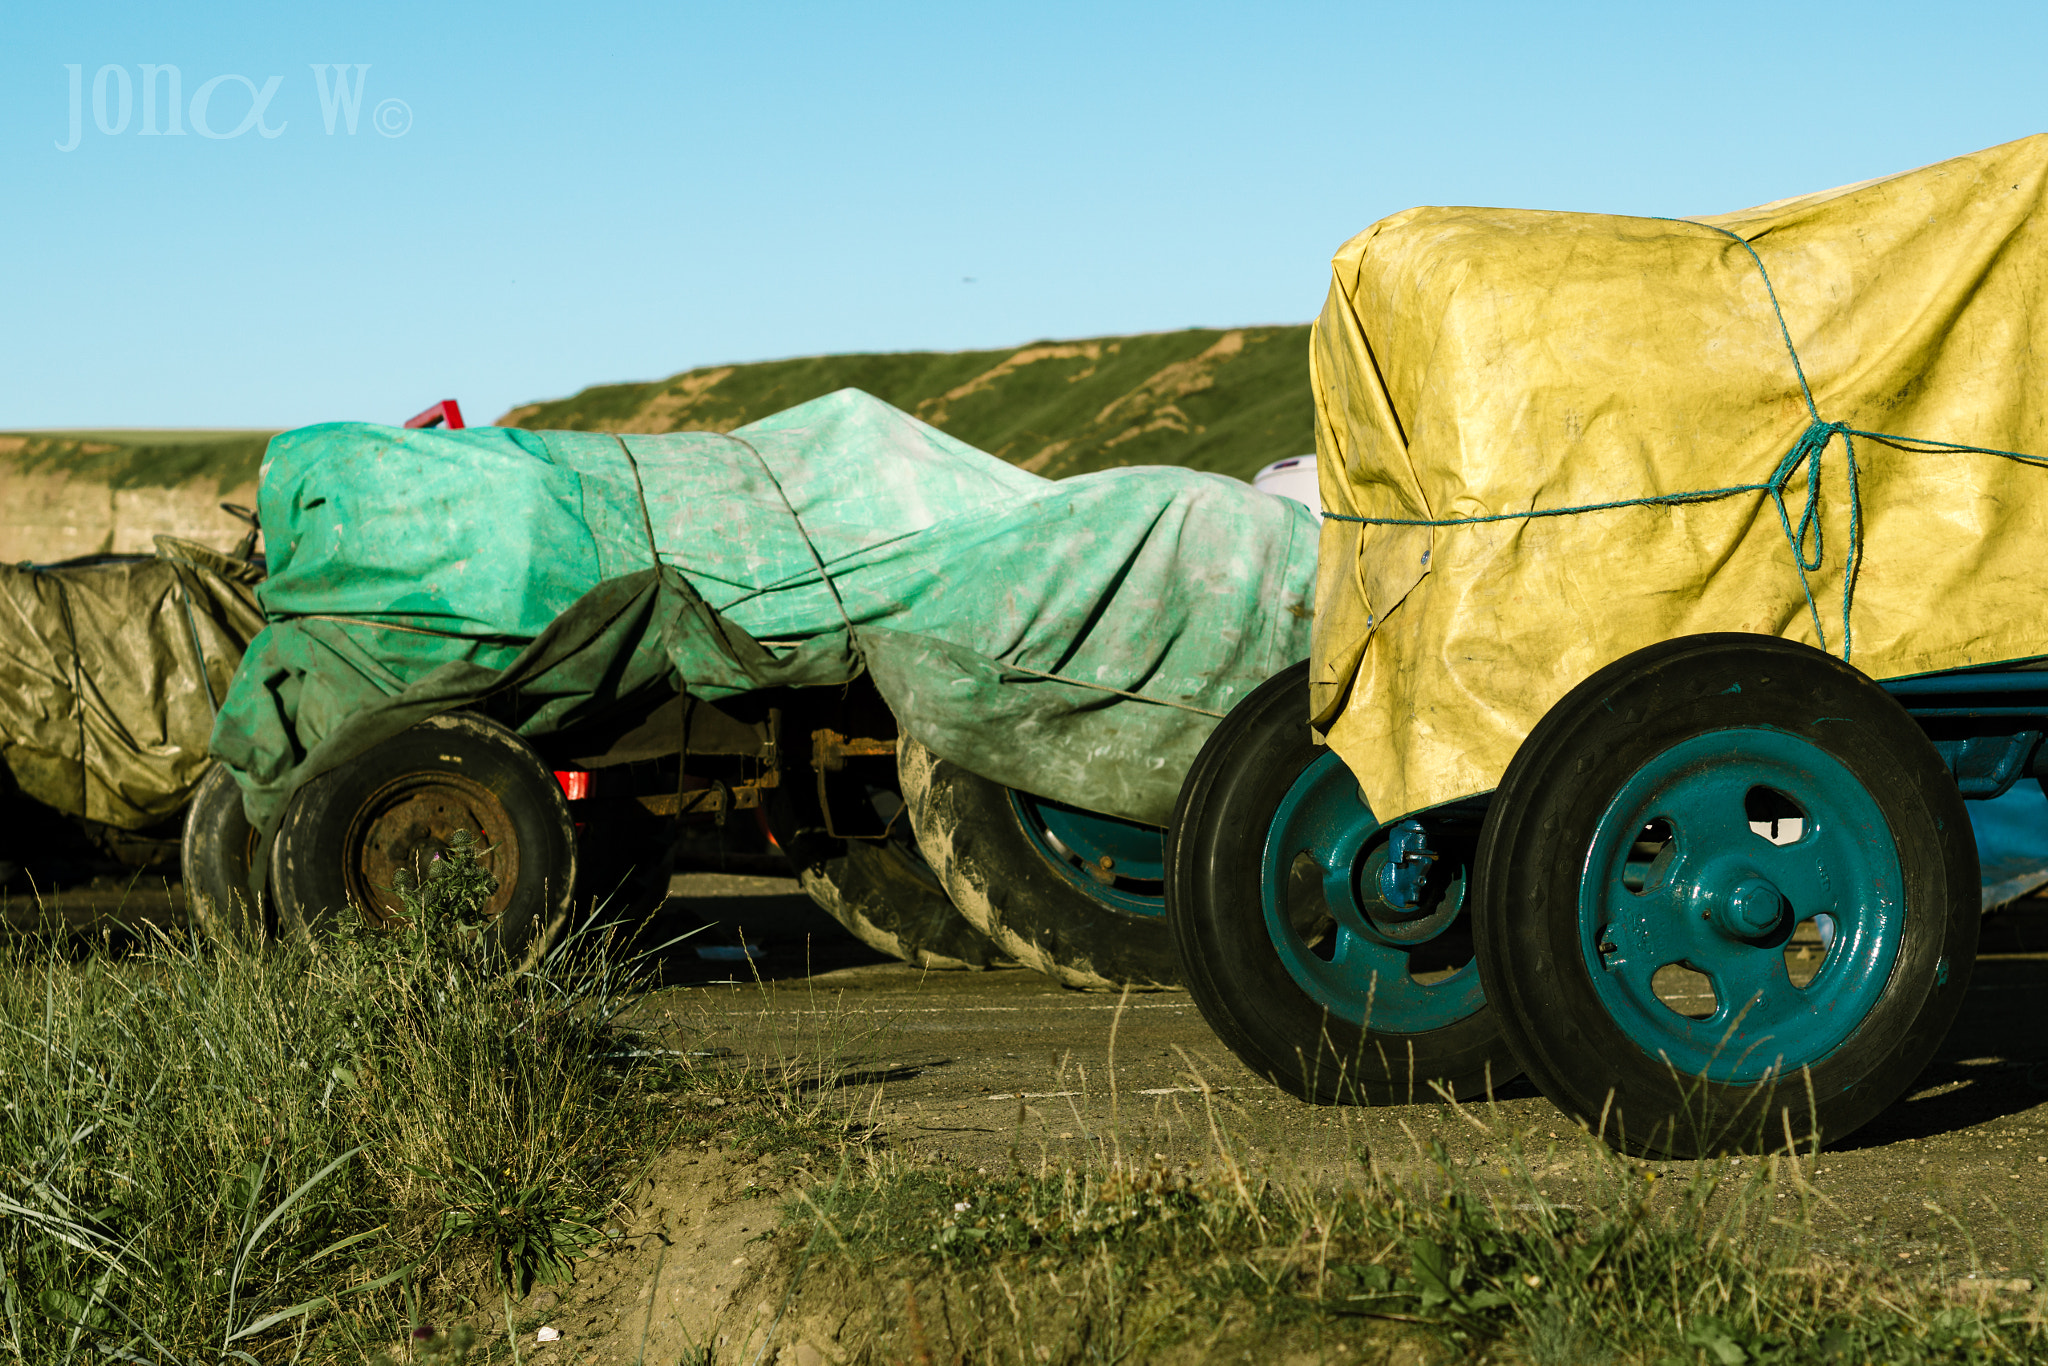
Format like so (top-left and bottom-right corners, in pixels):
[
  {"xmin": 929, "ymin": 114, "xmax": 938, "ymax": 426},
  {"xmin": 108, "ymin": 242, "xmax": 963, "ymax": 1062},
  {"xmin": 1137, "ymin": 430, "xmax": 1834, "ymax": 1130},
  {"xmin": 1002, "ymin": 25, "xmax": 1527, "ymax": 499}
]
[{"xmin": 645, "ymin": 871, "xmax": 2048, "ymax": 1279}]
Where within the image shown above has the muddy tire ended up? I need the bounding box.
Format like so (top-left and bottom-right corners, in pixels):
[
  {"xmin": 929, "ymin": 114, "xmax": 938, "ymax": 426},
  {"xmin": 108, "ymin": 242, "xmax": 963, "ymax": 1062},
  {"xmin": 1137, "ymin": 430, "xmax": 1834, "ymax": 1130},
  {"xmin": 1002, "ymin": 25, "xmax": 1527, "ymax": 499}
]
[
  {"xmin": 268, "ymin": 712, "xmax": 577, "ymax": 961},
  {"xmin": 798, "ymin": 840, "xmax": 1007, "ymax": 970},
  {"xmin": 898, "ymin": 738, "xmax": 1177, "ymax": 990},
  {"xmin": 764, "ymin": 757, "xmax": 1003, "ymax": 970},
  {"xmin": 181, "ymin": 762, "xmax": 270, "ymax": 943}
]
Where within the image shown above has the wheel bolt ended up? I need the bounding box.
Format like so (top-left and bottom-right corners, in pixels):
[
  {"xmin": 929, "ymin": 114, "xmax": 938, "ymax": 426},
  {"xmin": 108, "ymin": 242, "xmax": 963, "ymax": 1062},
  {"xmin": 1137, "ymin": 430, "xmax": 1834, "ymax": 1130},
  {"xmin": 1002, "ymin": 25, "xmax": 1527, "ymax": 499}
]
[{"xmin": 1718, "ymin": 878, "xmax": 1784, "ymax": 937}]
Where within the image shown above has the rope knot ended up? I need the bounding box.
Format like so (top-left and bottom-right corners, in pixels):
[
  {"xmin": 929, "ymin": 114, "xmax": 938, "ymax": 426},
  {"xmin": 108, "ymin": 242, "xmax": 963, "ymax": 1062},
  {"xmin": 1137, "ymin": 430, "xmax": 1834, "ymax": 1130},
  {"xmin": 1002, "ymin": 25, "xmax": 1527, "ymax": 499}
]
[{"xmin": 1767, "ymin": 418, "xmax": 1857, "ymax": 580}]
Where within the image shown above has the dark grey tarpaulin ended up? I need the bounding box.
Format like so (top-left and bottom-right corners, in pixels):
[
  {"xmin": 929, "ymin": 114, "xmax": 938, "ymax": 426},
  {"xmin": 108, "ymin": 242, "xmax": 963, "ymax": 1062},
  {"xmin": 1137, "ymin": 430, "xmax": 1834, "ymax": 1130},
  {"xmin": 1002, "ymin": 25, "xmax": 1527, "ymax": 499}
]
[{"xmin": 0, "ymin": 538, "xmax": 263, "ymax": 830}]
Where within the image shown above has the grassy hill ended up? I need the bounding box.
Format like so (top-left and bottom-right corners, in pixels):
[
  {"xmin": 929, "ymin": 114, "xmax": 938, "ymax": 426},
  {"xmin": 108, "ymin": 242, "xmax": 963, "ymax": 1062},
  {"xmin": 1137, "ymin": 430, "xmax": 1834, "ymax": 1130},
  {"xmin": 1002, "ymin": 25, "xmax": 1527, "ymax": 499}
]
[
  {"xmin": 0, "ymin": 324, "xmax": 1316, "ymax": 497},
  {"xmin": 498, "ymin": 325, "xmax": 1315, "ymax": 482},
  {"xmin": 0, "ymin": 431, "xmax": 274, "ymax": 492}
]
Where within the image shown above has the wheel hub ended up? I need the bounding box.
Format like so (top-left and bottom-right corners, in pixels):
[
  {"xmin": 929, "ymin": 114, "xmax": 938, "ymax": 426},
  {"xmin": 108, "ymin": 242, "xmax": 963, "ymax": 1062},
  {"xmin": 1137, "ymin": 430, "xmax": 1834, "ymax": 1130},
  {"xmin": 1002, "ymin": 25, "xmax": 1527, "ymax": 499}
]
[
  {"xmin": 1262, "ymin": 751, "xmax": 1486, "ymax": 1032},
  {"xmin": 1578, "ymin": 727, "xmax": 1904, "ymax": 1082},
  {"xmin": 1713, "ymin": 876, "xmax": 1786, "ymax": 940},
  {"xmin": 346, "ymin": 774, "xmax": 518, "ymax": 928},
  {"xmin": 1354, "ymin": 822, "xmax": 1464, "ymax": 945}
]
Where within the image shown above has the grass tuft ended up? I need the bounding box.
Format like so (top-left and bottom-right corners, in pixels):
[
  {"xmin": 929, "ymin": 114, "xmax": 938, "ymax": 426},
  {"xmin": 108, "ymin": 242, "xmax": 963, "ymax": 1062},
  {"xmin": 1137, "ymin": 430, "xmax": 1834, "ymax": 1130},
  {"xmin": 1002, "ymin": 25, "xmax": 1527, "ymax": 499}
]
[{"xmin": 0, "ymin": 859, "xmax": 734, "ymax": 1363}]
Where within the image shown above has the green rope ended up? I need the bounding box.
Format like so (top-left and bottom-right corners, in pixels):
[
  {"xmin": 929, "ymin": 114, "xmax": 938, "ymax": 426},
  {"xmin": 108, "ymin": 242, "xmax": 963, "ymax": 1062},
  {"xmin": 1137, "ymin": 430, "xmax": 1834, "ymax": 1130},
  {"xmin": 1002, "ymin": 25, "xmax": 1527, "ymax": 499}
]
[{"xmin": 1326, "ymin": 220, "xmax": 2048, "ymax": 660}]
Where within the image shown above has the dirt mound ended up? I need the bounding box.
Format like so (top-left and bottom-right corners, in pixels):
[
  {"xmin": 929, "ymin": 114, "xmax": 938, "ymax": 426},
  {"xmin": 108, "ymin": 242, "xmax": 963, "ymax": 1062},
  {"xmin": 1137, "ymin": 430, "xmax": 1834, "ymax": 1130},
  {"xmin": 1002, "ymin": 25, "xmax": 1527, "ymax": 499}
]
[{"xmin": 470, "ymin": 1147, "xmax": 820, "ymax": 1362}]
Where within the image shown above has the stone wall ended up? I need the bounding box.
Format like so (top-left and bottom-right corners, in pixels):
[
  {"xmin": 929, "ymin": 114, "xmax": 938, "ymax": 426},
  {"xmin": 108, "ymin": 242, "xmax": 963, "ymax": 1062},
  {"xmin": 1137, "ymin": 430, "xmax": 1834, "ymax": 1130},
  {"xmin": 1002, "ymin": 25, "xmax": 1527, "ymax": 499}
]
[{"xmin": 0, "ymin": 464, "xmax": 260, "ymax": 564}]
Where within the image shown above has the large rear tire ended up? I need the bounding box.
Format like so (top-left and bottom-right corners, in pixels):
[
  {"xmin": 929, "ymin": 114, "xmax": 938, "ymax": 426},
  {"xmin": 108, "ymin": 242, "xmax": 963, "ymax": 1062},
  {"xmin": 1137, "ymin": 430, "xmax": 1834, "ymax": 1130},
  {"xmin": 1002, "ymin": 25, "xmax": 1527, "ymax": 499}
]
[
  {"xmin": 268, "ymin": 712, "xmax": 577, "ymax": 962},
  {"xmin": 900, "ymin": 739, "xmax": 1177, "ymax": 990},
  {"xmin": 1474, "ymin": 634, "xmax": 1979, "ymax": 1157},
  {"xmin": 1166, "ymin": 660, "xmax": 1515, "ymax": 1102},
  {"xmin": 797, "ymin": 840, "xmax": 1006, "ymax": 971}
]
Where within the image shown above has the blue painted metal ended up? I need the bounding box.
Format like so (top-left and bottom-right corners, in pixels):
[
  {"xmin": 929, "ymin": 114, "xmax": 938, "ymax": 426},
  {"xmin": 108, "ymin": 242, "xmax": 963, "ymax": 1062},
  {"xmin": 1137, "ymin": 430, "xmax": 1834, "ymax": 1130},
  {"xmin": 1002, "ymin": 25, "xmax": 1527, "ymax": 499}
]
[
  {"xmin": 1260, "ymin": 751, "xmax": 1486, "ymax": 1033},
  {"xmin": 1375, "ymin": 819, "xmax": 1438, "ymax": 911},
  {"xmin": 1972, "ymin": 779, "xmax": 2048, "ymax": 908},
  {"xmin": 1929, "ymin": 732, "xmax": 2041, "ymax": 798},
  {"xmin": 1873, "ymin": 666, "xmax": 2048, "ymax": 897},
  {"xmin": 1882, "ymin": 671, "xmax": 2048, "ymax": 696},
  {"xmin": 1878, "ymin": 671, "xmax": 2048, "ymax": 789},
  {"xmin": 1580, "ymin": 726, "xmax": 1903, "ymax": 1083},
  {"xmin": 1010, "ymin": 789, "xmax": 1168, "ymax": 918}
]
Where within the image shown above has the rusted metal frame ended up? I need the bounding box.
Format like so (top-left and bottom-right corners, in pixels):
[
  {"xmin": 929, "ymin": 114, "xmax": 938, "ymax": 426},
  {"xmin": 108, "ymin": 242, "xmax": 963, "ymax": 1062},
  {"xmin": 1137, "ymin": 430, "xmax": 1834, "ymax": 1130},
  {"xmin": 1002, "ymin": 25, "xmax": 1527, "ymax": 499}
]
[
  {"xmin": 636, "ymin": 770, "xmax": 780, "ymax": 819},
  {"xmin": 810, "ymin": 729, "xmax": 901, "ymax": 838},
  {"xmin": 811, "ymin": 728, "xmax": 897, "ymax": 772}
]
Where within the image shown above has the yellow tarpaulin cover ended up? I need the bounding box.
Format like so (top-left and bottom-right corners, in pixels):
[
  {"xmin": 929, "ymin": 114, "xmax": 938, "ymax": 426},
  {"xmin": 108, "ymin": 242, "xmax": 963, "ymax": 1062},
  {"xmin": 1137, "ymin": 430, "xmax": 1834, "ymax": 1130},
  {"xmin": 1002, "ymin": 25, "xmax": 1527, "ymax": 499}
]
[{"xmin": 1311, "ymin": 134, "xmax": 2048, "ymax": 821}]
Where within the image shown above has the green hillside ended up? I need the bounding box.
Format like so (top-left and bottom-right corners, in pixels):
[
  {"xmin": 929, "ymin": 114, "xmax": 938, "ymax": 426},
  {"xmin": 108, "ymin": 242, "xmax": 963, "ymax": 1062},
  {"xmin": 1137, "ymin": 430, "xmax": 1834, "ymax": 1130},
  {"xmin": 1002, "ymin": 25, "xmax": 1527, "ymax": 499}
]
[
  {"xmin": 0, "ymin": 431, "xmax": 274, "ymax": 491},
  {"xmin": 0, "ymin": 325, "xmax": 1316, "ymax": 493},
  {"xmin": 499, "ymin": 325, "xmax": 1315, "ymax": 481}
]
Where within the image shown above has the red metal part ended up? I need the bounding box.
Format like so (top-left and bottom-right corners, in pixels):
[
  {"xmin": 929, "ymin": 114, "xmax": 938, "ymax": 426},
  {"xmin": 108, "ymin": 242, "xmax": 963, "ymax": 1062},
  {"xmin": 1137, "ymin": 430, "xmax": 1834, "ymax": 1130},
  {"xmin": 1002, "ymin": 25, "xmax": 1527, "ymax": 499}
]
[
  {"xmin": 404, "ymin": 399, "xmax": 467, "ymax": 430},
  {"xmin": 552, "ymin": 769, "xmax": 592, "ymax": 801}
]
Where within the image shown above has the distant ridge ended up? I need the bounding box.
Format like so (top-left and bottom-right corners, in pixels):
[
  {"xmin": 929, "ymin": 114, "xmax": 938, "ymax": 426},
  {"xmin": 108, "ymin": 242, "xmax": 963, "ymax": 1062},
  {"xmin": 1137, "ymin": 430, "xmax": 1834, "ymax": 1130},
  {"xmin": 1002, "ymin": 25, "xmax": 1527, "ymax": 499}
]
[
  {"xmin": 0, "ymin": 430, "xmax": 274, "ymax": 493},
  {"xmin": 499, "ymin": 325, "xmax": 1315, "ymax": 482},
  {"xmin": 0, "ymin": 325, "xmax": 1316, "ymax": 560}
]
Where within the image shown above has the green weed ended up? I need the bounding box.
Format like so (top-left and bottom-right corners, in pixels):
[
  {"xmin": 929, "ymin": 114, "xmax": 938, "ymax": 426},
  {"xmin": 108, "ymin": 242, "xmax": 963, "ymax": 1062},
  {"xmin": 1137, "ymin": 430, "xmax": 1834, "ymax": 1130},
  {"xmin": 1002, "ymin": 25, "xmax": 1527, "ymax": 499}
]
[{"xmin": 0, "ymin": 853, "xmax": 787, "ymax": 1364}]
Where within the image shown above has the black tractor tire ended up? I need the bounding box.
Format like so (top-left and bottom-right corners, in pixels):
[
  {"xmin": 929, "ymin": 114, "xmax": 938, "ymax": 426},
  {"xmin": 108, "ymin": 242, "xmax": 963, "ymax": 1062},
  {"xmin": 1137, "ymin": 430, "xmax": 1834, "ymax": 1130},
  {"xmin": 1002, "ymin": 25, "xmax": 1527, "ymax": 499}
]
[
  {"xmin": 797, "ymin": 839, "xmax": 1007, "ymax": 970},
  {"xmin": 1474, "ymin": 634, "xmax": 1979, "ymax": 1158},
  {"xmin": 268, "ymin": 712, "xmax": 577, "ymax": 962},
  {"xmin": 764, "ymin": 762, "xmax": 1004, "ymax": 971}
]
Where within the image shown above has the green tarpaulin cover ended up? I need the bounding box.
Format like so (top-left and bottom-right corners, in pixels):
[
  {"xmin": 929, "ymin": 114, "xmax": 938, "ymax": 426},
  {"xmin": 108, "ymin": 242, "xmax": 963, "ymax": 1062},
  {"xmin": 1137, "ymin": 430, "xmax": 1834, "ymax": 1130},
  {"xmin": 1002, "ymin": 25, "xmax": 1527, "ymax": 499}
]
[{"xmin": 211, "ymin": 389, "xmax": 1318, "ymax": 833}]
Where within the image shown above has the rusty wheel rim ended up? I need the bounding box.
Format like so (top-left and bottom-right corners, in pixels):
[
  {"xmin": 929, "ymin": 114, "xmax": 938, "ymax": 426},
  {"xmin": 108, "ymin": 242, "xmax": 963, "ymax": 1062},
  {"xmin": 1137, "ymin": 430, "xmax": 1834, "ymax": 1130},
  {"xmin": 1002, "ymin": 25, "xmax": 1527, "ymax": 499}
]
[{"xmin": 341, "ymin": 772, "xmax": 520, "ymax": 929}]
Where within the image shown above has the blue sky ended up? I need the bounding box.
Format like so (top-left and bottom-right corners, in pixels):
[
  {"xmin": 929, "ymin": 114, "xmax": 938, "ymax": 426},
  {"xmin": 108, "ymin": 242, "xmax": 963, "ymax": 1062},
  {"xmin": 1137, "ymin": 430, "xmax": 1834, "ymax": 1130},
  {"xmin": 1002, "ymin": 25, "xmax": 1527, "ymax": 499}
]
[{"xmin": 4, "ymin": 1, "xmax": 2045, "ymax": 429}]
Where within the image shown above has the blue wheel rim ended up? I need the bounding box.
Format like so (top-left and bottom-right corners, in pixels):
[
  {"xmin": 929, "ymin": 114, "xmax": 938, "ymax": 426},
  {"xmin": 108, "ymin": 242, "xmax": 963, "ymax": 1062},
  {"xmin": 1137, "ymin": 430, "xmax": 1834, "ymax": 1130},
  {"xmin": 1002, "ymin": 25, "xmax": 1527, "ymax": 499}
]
[
  {"xmin": 1011, "ymin": 790, "xmax": 1167, "ymax": 918},
  {"xmin": 1260, "ymin": 751, "xmax": 1486, "ymax": 1033},
  {"xmin": 1580, "ymin": 727, "xmax": 1903, "ymax": 1084}
]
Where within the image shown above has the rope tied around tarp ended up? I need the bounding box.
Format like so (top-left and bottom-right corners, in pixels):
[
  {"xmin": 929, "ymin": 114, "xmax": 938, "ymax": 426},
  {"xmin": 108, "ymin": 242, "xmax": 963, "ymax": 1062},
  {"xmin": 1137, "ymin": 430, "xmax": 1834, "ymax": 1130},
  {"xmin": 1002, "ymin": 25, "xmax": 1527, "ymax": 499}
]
[
  {"xmin": 719, "ymin": 433, "xmax": 861, "ymax": 644},
  {"xmin": 1325, "ymin": 221, "xmax": 2048, "ymax": 661}
]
